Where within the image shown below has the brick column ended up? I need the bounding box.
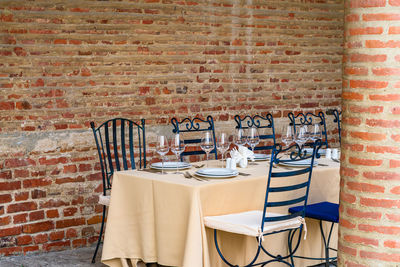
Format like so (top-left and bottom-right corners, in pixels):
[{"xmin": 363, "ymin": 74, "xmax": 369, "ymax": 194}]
[{"xmin": 339, "ymin": 0, "xmax": 400, "ymax": 265}]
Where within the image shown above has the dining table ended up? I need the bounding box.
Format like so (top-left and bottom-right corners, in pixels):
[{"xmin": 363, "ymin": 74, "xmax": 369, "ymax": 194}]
[{"xmin": 101, "ymin": 156, "xmax": 340, "ymax": 267}]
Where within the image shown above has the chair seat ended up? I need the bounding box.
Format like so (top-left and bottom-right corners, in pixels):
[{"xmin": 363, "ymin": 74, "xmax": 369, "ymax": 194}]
[
  {"xmin": 98, "ymin": 195, "xmax": 110, "ymax": 206},
  {"xmin": 204, "ymin": 210, "xmax": 304, "ymax": 237},
  {"xmin": 289, "ymin": 202, "xmax": 339, "ymax": 223}
]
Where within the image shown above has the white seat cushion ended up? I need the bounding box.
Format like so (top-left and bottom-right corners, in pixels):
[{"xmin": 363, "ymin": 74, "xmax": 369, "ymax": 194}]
[
  {"xmin": 98, "ymin": 195, "xmax": 110, "ymax": 206},
  {"xmin": 204, "ymin": 210, "xmax": 304, "ymax": 237}
]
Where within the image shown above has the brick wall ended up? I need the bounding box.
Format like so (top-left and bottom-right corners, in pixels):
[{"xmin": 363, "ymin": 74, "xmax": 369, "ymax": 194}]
[
  {"xmin": 339, "ymin": 0, "xmax": 400, "ymax": 265},
  {"xmin": 0, "ymin": 0, "xmax": 343, "ymax": 256}
]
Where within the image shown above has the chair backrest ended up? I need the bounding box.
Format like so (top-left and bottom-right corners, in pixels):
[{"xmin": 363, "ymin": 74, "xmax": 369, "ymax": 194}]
[
  {"xmin": 332, "ymin": 109, "xmax": 341, "ymax": 143},
  {"xmin": 261, "ymin": 140, "xmax": 321, "ymax": 233},
  {"xmin": 171, "ymin": 115, "xmax": 217, "ymax": 160},
  {"xmin": 288, "ymin": 111, "xmax": 329, "ymax": 149},
  {"xmin": 234, "ymin": 114, "xmax": 276, "ymax": 153},
  {"xmin": 90, "ymin": 118, "xmax": 146, "ymax": 194}
]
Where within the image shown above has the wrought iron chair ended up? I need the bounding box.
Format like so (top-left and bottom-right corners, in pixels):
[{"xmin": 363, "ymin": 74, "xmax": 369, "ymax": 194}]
[
  {"xmin": 332, "ymin": 109, "xmax": 341, "ymax": 144},
  {"xmin": 288, "ymin": 111, "xmax": 328, "ymax": 157},
  {"xmin": 234, "ymin": 114, "xmax": 276, "ymax": 153},
  {"xmin": 90, "ymin": 118, "xmax": 146, "ymax": 263},
  {"xmin": 171, "ymin": 115, "xmax": 217, "ymax": 161},
  {"xmin": 288, "ymin": 202, "xmax": 339, "ymax": 266},
  {"xmin": 204, "ymin": 140, "xmax": 321, "ymax": 267},
  {"xmin": 287, "ymin": 110, "xmax": 340, "ymax": 266}
]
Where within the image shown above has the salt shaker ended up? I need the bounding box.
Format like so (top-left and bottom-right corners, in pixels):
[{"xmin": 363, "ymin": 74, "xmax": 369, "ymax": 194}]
[
  {"xmin": 325, "ymin": 148, "xmax": 332, "ymax": 159},
  {"xmin": 226, "ymin": 158, "xmax": 232, "ymax": 169},
  {"xmin": 331, "ymin": 149, "xmax": 338, "ymax": 160}
]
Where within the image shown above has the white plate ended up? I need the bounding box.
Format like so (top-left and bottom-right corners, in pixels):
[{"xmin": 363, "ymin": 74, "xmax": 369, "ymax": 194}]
[
  {"xmin": 279, "ymin": 159, "xmax": 318, "ymax": 167},
  {"xmin": 249, "ymin": 153, "xmax": 271, "ymax": 161},
  {"xmin": 303, "ymin": 148, "xmax": 326, "ymax": 156},
  {"xmin": 150, "ymin": 162, "xmax": 191, "ymax": 170},
  {"xmin": 195, "ymin": 168, "xmax": 238, "ymax": 178}
]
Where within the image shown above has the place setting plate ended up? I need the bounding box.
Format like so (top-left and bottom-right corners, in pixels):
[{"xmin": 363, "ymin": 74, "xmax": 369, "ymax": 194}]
[
  {"xmin": 195, "ymin": 168, "xmax": 239, "ymax": 178},
  {"xmin": 150, "ymin": 161, "xmax": 192, "ymax": 170},
  {"xmin": 279, "ymin": 159, "xmax": 318, "ymax": 168},
  {"xmin": 303, "ymin": 148, "xmax": 326, "ymax": 156},
  {"xmin": 249, "ymin": 153, "xmax": 271, "ymax": 161}
]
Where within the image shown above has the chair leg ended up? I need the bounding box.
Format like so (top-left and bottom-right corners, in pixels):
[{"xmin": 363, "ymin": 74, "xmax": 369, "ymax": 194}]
[
  {"xmin": 92, "ymin": 206, "xmax": 106, "ymax": 263},
  {"xmin": 319, "ymin": 220, "xmax": 336, "ymax": 267}
]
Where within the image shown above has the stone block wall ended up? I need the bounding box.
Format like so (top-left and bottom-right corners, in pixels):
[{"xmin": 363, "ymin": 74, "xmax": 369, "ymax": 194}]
[{"xmin": 0, "ymin": 0, "xmax": 343, "ymax": 256}]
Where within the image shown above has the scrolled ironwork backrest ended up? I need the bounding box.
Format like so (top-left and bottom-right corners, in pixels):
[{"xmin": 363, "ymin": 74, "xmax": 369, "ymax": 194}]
[
  {"xmin": 332, "ymin": 109, "xmax": 341, "ymax": 143},
  {"xmin": 234, "ymin": 114, "xmax": 276, "ymax": 153},
  {"xmin": 260, "ymin": 139, "xmax": 321, "ymax": 233},
  {"xmin": 288, "ymin": 111, "xmax": 329, "ymax": 149},
  {"xmin": 170, "ymin": 115, "xmax": 217, "ymax": 159},
  {"xmin": 90, "ymin": 118, "xmax": 146, "ymax": 194}
]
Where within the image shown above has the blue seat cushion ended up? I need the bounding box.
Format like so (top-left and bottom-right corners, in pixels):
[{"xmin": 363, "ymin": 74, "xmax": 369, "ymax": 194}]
[{"xmin": 288, "ymin": 201, "xmax": 339, "ymax": 223}]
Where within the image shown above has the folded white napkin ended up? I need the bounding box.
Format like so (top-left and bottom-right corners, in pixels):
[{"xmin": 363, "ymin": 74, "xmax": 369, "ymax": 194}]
[{"xmin": 230, "ymin": 145, "xmax": 254, "ymax": 168}]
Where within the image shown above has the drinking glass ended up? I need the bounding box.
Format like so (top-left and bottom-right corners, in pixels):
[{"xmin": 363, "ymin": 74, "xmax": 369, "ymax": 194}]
[
  {"xmin": 171, "ymin": 133, "xmax": 186, "ymax": 173},
  {"xmin": 217, "ymin": 133, "xmax": 230, "ymax": 168},
  {"xmin": 233, "ymin": 128, "xmax": 247, "ymax": 148},
  {"xmin": 310, "ymin": 123, "xmax": 322, "ymax": 142},
  {"xmin": 247, "ymin": 127, "xmax": 260, "ymax": 153},
  {"xmin": 294, "ymin": 125, "xmax": 307, "ymax": 149},
  {"xmin": 282, "ymin": 125, "xmax": 294, "ymax": 147},
  {"xmin": 200, "ymin": 131, "xmax": 215, "ymax": 168},
  {"xmin": 156, "ymin": 135, "xmax": 169, "ymax": 175}
]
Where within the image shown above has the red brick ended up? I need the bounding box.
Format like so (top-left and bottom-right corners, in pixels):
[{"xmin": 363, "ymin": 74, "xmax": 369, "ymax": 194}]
[
  {"xmin": 360, "ymin": 250, "xmax": 400, "ymax": 262},
  {"xmin": 29, "ymin": 210, "xmax": 45, "ymax": 221},
  {"xmin": 344, "ymin": 235, "xmax": 379, "ymax": 246},
  {"xmin": 43, "ymin": 240, "xmax": 70, "ymax": 252},
  {"xmin": 23, "ymin": 245, "xmax": 39, "ymax": 254},
  {"xmin": 14, "ymin": 191, "xmax": 29, "ymax": 201},
  {"xmin": 17, "ymin": 235, "xmax": 33, "ymax": 245},
  {"xmin": 87, "ymin": 215, "xmax": 102, "ymax": 225},
  {"xmin": 0, "ymin": 246, "xmax": 22, "ymax": 256},
  {"xmin": 346, "ymin": 181, "xmax": 385, "ymax": 193},
  {"xmin": 0, "ymin": 194, "xmax": 12, "ymax": 204},
  {"xmin": 384, "ymin": 240, "xmax": 400, "ymax": 248},
  {"xmin": 13, "ymin": 213, "xmax": 27, "ymax": 224},
  {"xmin": 23, "ymin": 178, "xmax": 52, "ymax": 188},
  {"xmin": 340, "ymin": 218, "xmax": 356, "ymax": 229},
  {"xmin": 66, "ymin": 228, "xmax": 77, "ymax": 238},
  {"xmin": 0, "ymin": 226, "xmax": 22, "ymax": 237},
  {"xmin": 63, "ymin": 207, "xmax": 77, "ymax": 217},
  {"xmin": 72, "ymin": 238, "xmax": 87, "ymax": 248},
  {"xmin": 351, "ymin": 0, "xmax": 386, "ymax": 7},
  {"xmin": 56, "ymin": 218, "xmax": 85, "ymax": 229},
  {"xmin": 23, "ymin": 221, "xmax": 54, "ymax": 234},
  {"xmin": 0, "ymin": 216, "xmax": 11, "ymax": 226},
  {"xmin": 346, "ymin": 207, "xmax": 382, "ymax": 220},
  {"xmin": 338, "ymin": 242, "xmax": 357, "ymax": 256},
  {"xmin": 33, "ymin": 233, "xmax": 48, "ymax": 244},
  {"xmin": 360, "ymin": 197, "xmax": 400, "ymax": 208},
  {"xmin": 363, "ymin": 171, "xmax": 400, "ymax": 180},
  {"xmin": 349, "ymin": 157, "xmax": 383, "ymax": 166},
  {"xmin": 7, "ymin": 201, "xmax": 37, "ymax": 213},
  {"xmin": 49, "ymin": 231, "xmax": 64, "ymax": 241},
  {"xmin": 0, "ymin": 181, "xmax": 21, "ymax": 191},
  {"xmin": 390, "ymin": 0, "xmax": 400, "ymax": 5}
]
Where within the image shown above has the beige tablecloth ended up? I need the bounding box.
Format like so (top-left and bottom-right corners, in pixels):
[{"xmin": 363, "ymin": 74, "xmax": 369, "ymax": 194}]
[{"xmin": 101, "ymin": 158, "xmax": 340, "ymax": 267}]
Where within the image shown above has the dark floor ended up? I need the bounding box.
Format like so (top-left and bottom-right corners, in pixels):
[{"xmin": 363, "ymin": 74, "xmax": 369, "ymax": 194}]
[
  {"xmin": 0, "ymin": 245, "xmax": 106, "ymax": 267},
  {"xmin": 0, "ymin": 245, "xmax": 337, "ymax": 267}
]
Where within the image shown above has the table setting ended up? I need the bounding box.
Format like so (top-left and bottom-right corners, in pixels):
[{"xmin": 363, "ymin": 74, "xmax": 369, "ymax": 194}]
[{"xmin": 101, "ymin": 123, "xmax": 341, "ymax": 267}]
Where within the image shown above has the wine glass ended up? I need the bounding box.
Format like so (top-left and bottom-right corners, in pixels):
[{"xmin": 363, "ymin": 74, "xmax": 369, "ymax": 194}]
[
  {"xmin": 310, "ymin": 123, "xmax": 322, "ymax": 142},
  {"xmin": 282, "ymin": 125, "xmax": 294, "ymax": 147},
  {"xmin": 171, "ymin": 133, "xmax": 186, "ymax": 173},
  {"xmin": 233, "ymin": 128, "xmax": 247, "ymax": 148},
  {"xmin": 294, "ymin": 125, "xmax": 307, "ymax": 149},
  {"xmin": 247, "ymin": 126, "xmax": 260, "ymax": 154},
  {"xmin": 200, "ymin": 131, "xmax": 215, "ymax": 168},
  {"xmin": 156, "ymin": 135, "xmax": 169, "ymax": 175},
  {"xmin": 217, "ymin": 133, "xmax": 230, "ymax": 168}
]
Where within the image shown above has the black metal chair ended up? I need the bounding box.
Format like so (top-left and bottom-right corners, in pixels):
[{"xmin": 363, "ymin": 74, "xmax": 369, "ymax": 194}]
[
  {"xmin": 204, "ymin": 140, "xmax": 321, "ymax": 266},
  {"xmin": 171, "ymin": 115, "xmax": 217, "ymax": 161},
  {"xmin": 234, "ymin": 114, "xmax": 276, "ymax": 154},
  {"xmin": 288, "ymin": 111, "xmax": 328, "ymax": 156},
  {"xmin": 90, "ymin": 118, "xmax": 146, "ymax": 263},
  {"xmin": 332, "ymin": 109, "xmax": 341, "ymax": 144}
]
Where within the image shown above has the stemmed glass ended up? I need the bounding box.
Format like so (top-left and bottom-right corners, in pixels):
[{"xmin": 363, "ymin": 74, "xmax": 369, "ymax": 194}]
[
  {"xmin": 282, "ymin": 125, "xmax": 294, "ymax": 147},
  {"xmin": 217, "ymin": 133, "xmax": 230, "ymax": 168},
  {"xmin": 200, "ymin": 131, "xmax": 215, "ymax": 168},
  {"xmin": 233, "ymin": 128, "xmax": 247, "ymax": 148},
  {"xmin": 156, "ymin": 135, "xmax": 169, "ymax": 175},
  {"xmin": 294, "ymin": 125, "xmax": 308, "ymax": 149},
  {"xmin": 247, "ymin": 127, "xmax": 260, "ymax": 163},
  {"xmin": 310, "ymin": 123, "xmax": 322, "ymax": 142},
  {"xmin": 171, "ymin": 133, "xmax": 186, "ymax": 173}
]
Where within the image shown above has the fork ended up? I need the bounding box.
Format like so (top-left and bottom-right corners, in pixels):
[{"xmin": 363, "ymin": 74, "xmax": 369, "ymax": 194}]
[
  {"xmin": 192, "ymin": 164, "xmax": 205, "ymax": 169},
  {"xmin": 184, "ymin": 171, "xmax": 206, "ymax": 181}
]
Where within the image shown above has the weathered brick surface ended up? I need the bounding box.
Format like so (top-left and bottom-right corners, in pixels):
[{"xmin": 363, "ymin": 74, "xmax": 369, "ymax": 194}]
[
  {"xmin": 0, "ymin": 0, "xmax": 343, "ymax": 256},
  {"xmin": 340, "ymin": 0, "xmax": 400, "ymax": 265}
]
